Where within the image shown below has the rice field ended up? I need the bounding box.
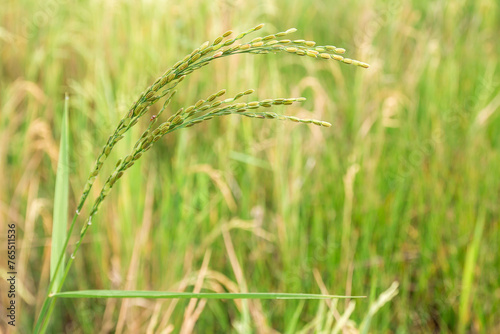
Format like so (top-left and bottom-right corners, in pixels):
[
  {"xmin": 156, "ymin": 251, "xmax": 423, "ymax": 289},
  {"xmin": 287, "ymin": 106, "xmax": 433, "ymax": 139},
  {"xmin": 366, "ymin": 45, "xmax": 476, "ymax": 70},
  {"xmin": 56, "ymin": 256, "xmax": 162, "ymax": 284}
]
[{"xmin": 1, "ymin": 0, "xmax": 499, "ymax": 332}]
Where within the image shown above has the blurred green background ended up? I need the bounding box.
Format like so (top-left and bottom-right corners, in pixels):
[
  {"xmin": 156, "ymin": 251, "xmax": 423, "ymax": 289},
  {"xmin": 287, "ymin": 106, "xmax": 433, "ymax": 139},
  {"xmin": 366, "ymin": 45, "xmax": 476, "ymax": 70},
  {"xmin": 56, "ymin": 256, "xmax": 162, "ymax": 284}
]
[{"xmin": 1, "ymin": 0, "xmax": 500, "ymax": 332}]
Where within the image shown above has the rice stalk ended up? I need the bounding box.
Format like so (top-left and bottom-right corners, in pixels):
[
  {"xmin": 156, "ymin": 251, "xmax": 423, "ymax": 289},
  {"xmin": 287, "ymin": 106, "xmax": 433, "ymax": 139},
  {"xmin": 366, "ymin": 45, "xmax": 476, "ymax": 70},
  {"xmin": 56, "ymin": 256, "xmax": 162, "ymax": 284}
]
[{"xmin": 34, "ymin": 23, "xmax": 369, "ymax": 333}]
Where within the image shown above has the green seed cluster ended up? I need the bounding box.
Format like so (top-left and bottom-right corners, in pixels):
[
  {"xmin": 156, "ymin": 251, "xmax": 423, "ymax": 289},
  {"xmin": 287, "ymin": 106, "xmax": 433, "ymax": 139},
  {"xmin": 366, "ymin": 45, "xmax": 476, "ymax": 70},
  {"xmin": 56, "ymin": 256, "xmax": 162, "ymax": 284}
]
[
  {"xmin": 238, "ymin": 40, "xmax": 368, "ymax": 68},
  {"xmin": 78, "ymin": 23, "xmax": 368, "ymax": 211}
]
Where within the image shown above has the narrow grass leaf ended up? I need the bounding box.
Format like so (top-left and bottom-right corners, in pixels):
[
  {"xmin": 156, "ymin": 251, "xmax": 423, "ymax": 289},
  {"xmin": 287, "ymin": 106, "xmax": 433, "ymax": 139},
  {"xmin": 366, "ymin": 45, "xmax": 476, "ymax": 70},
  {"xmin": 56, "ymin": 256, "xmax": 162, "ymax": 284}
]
[
  {"xmin": 458, "ymin": 209, "xmax": 486, "ymax": 334},
  {"xmin": 53, "ymin": 290, "xmax": 364, "ymax": 300},
  {"xmin": 50, "ymin": 94, "xmax": 70, "ymax": 293},
  {"xmin": 285, "ymin": 300, "xmax": 305, "ymax": 334}
]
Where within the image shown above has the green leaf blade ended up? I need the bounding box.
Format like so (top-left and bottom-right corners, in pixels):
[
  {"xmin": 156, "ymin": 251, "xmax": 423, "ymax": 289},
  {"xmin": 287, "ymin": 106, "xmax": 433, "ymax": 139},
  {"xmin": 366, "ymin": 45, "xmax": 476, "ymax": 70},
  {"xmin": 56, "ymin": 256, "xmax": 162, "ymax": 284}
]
[
  {"xmin": 53, "ymin": 290, "xmax": 364, "ymax": 300},
  {"xmin": 50, "ymin": 93, "xmax": 70, "ymax": 293}
]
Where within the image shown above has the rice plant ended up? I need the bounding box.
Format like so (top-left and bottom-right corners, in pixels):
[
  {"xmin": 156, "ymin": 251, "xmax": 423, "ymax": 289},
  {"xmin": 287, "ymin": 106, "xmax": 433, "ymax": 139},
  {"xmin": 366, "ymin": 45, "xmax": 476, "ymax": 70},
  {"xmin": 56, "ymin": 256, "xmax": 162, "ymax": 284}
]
[{"xmin": 34, "ymin": 24, "xmax": 369, "ymax": 333}]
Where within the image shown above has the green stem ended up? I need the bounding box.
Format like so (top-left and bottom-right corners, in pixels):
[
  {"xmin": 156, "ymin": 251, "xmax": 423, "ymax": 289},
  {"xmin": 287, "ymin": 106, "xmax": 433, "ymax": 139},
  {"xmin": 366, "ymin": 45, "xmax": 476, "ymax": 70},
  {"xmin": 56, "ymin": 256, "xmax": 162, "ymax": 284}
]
[
  {"xmin": 33, "ymin": 202, "xmax": 85, "ymax": 333},
  {"xmin": 34, "ymin": 215, "xmax": 74, "ymax": 332}
]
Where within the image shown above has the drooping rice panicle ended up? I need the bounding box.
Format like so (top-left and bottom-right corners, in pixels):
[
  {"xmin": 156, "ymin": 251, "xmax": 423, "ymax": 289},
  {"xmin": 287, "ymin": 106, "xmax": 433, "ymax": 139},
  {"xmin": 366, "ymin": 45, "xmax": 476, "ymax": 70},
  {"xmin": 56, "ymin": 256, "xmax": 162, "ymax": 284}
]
[
  {"xmin": 69, "ymin": 22, "xmax": 371, "ymax": 260},
  {"xmin": 58, "ymin": 22, "xmax": 369, "ymax": 300},
  {"xmin": 76, "ymin": 24, "xmax": 368, "ymax": 214},
  {"xmin": 78, "ymin": 94, "xmax": 325, "ymax": 234}
]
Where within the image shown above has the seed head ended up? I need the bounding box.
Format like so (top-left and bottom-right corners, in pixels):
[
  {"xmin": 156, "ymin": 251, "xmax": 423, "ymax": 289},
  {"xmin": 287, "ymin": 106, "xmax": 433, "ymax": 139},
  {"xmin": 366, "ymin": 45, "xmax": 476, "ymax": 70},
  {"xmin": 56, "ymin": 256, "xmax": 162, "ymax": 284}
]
[
  {"xmin": 124, "ymin": 155, "xmax": 133, "ymax": 164},
  {"xmin": 123, "ymin": 118, "xmax": 132, "ymax": 127},
  {"xmin": 288, "ymin": 116, "xmax": 300, "ymax": 122},
  {"xmin": 173, "ymin": 60, "xmax": 183, "ymax": 69},
  {"xmin": 168, "ymin": 109, "xmax": 183, "ymax": 122},
  {"xmin": 199, "ymin": 41, "xmax": 210, "ymax": 50},
  {"xmin": 254, "ymin": 23, "xmax": 265, "ymax": 31},
  {"xmin": 190, "ymin": 53, "xmax": 201, "ymax": 63},
  {"xmin": 265, "ymin": 40, "xmax": 279, "ymax": 45},
  {"xmin": 223, "ymin": 38, "xmax": 236, "ymax": 46},
  {"xmin": 201, "ymin": 46, "xmax": 213, "ymax": 55},
  {"xmin": 171, "ymin": 115, "xmax": 183, "ymax": 125},
  {"xmin": 306, "ymin": 51, "xmax": 318, "ymax": 58},
  {"xmin": 117, "ymin": 127, "xmax": 127, "ymax": 135},
  {"xmin": 213, "ymin": 36, "xmax": 223, "ymax": 45},
  {"xmin": 160, "ymin": 76, "xmax": 170, "ymax": 86},
  {"xmin": 166, "ymin": 73, "xmax": 176, "ymax": 82},
  {"xmin": 190, "ymin": 48, "xmax": 200, "ymax": 58}
]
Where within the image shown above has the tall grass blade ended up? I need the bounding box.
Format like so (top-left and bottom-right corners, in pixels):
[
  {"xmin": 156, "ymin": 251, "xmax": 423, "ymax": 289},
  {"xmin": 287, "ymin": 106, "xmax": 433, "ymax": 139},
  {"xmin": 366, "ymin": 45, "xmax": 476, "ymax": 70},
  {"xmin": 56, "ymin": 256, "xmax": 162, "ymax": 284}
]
[
  {"xmin": 53, "ymin": 290, "xmax": 364, "ymax": 300},
  {"xmin": 50, "ymin": 93, "xmax": 70, "ymax": 292},
  {"xmin": 458, "ymin": 209, "xmax": 486, "ymax": 334},
  {"xmin": 285, "ymin": 300, "xmax": 305, "ymax": 334}
]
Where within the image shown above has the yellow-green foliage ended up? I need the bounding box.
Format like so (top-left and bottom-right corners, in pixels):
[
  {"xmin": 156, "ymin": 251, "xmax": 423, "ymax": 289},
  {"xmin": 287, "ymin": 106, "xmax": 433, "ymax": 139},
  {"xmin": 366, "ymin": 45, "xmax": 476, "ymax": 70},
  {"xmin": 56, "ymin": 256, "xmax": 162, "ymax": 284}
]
[{"xmin": 1, "ymin": 0, "xmax": 499, "ymax": 333}]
